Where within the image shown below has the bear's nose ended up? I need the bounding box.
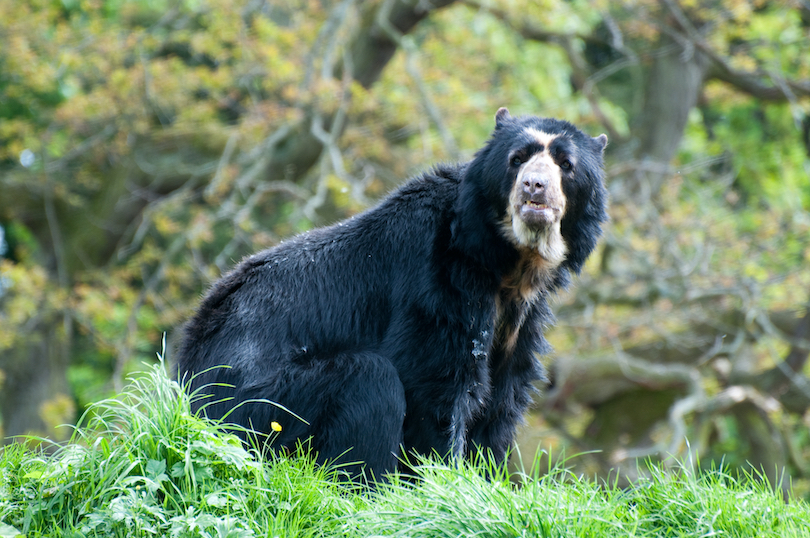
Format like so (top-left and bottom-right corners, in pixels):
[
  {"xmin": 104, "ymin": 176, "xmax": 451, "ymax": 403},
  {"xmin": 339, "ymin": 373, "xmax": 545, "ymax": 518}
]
[{"xmin": 522, "ymin": 174, "xmax": 547, "ymax": 194}]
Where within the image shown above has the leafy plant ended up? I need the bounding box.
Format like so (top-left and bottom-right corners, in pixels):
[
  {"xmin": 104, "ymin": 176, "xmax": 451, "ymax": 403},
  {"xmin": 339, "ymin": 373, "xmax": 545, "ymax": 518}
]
[
  {"xmin": 0, "ymin": 346, "xmax": 352, "ymax": 537},
  {"xmin": 1, "ymin": 352, "xmax": 809, "ymax": 537}
]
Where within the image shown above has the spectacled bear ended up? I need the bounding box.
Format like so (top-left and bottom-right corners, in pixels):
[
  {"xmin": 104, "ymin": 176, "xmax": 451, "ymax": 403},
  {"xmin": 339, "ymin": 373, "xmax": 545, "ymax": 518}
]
[{"xmin": 176, "ymin": 108, "xmax": 608, "ymax": 480}]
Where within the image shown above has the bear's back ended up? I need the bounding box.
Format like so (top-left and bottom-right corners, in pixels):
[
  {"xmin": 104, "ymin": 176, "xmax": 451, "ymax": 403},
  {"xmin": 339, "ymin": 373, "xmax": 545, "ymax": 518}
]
[{"xmin": 176, "ymin": 168, "xmax": 462, "ymax": 375}]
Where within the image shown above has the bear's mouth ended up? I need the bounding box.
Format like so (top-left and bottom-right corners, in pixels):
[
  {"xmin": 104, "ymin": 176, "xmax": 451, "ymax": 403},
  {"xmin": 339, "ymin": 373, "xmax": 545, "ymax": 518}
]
[
  {"xmin": 524, "ymin": 200, "xmax": 552, "ymax": 210},
  {"xmin": 519, "ymin": 199, "xmax": 560, "ymax": 225}
]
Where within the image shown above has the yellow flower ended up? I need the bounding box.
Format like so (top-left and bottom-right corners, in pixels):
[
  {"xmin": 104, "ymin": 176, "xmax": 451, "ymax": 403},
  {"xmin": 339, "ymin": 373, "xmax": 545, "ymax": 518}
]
[{"xmin": 271, "ymin": 421, "xmax": 282, "ymax": 432}]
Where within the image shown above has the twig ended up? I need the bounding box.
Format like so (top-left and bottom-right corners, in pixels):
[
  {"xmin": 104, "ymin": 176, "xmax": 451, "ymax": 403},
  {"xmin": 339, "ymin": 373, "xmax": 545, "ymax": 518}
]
[{"xmin": 377, "ymin": 0, "xmax": 460, "ymax": 160}]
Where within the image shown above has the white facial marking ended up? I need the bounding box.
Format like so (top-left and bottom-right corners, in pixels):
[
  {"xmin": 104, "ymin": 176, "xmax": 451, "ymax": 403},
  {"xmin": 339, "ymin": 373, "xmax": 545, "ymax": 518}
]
[
  {"xmin": 508, "ymin": 217, "xmax": 567, "ymax": 264},
  {"xmin": 502, "ymin": 128, "xmax": 568, "ymax": 266},
  {"xmin": 524, "ymin": 128, "xmax": 558, "ymax": 148}
]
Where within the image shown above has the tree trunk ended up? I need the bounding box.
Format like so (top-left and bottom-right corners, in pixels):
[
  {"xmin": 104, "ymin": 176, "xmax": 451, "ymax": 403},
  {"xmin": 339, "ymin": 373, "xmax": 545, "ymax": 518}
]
[
  {"xmin": 1, "ymin": 317, "xmax": 73, "ymax": 443},
  {"xmin": 632, "ymin": 32, "xmax": 710, "ymax": 195},
  {"xmin": 731, "ymin": 401, "xmax": 788, "ymax": 495}
]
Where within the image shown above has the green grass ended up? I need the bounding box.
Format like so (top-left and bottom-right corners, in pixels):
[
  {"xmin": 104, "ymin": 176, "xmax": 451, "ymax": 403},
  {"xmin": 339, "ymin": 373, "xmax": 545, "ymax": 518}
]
[{"xmin": 2, "ymin": 357, "xmax": 809, "ymax": 537}]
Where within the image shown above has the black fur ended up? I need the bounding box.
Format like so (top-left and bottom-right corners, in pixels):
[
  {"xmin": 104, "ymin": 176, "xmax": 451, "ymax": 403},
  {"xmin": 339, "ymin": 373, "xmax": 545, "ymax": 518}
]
[{"xmin": 176, "ymin": 110, "xmax": 608, "ymax": 480}]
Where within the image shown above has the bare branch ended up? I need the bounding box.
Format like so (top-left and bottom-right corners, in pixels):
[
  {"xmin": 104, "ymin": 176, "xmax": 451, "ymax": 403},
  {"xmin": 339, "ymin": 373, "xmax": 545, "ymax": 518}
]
[
  {"xmin": 266, "ymin": 0, "xmax": 457, "ymax": 184},
  {"xmin": 377, "ymin": 0, "xmax": 460, "ymax": 160},
  {"xmin": 43, "ymin": 124, "xmax": 117, "ymax": 174},
  {"xmin": 463, "ymin": 0, "xmax": 627, "ymax": 142},
  {"xmin": 746, "ymin": 303, "xmax": 810, "ymax": 414},
  {"xmin": 659, "ymin": 0, "xmax": 810, "ymax": 101},
  {"xmin": 204, "ymin": 131, "xmax": 240, "ymax": 200}
]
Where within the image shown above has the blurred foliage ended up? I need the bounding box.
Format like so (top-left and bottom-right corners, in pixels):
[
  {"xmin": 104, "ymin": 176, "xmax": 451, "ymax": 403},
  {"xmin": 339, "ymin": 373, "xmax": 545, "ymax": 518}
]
[{"xmin": 0, "ymin": 0, "xmax": 809, "ymax": 494}]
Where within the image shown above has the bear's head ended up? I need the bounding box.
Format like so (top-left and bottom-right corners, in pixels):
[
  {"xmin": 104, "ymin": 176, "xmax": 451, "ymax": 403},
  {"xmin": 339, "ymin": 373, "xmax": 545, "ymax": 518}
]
[{"xmin": 462, "ymin": 108, "xmax": 608, "ymax": 276}]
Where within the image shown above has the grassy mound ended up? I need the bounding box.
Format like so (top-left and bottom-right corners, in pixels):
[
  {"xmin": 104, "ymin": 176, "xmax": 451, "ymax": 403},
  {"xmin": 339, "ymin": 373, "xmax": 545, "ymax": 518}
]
[{"xmin": 1, "ymin": 358, "xmax": 809, "ymax": 537}]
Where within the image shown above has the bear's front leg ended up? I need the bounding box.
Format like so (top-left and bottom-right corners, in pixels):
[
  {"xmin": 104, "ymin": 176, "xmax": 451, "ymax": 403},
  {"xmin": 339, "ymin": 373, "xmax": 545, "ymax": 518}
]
[
  {"xmin": 466, "ymin": 330, "xmax": 546, "ymax": 465},
  {"xmin": 397, "ymin": 324, "xmax": 495, "ymax": 461}
]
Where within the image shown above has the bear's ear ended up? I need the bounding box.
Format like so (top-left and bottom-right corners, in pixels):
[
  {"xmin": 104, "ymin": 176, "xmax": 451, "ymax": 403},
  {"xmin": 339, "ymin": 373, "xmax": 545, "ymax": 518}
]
[
  {"xmin": 495, "ymin": 107, "xmax": 511, "ymax": 128},
  {"xmin": 594, "ymin": 133, "xmax": 608, "ymax": 151}
]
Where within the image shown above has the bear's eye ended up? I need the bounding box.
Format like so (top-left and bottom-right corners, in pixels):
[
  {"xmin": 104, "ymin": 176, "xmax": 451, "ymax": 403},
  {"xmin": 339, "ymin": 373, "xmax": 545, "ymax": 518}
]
[
  {"xmin": 511, "ymin": 156, "xmax": 522, "ymax": 167},
  {"xmin": 560, "ymin": 159, "xmax": 572, "ymax": 171}
]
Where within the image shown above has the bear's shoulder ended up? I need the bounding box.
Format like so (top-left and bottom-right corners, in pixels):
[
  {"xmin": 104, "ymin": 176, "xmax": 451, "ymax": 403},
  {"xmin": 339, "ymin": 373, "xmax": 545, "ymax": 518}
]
[
  {"xmin": 227, "ymin": 164, "xmax": 465, "ymax": 278},
  {"xmin": 382, "ymin": 163, "xmax": 464, "ymax": 208}
]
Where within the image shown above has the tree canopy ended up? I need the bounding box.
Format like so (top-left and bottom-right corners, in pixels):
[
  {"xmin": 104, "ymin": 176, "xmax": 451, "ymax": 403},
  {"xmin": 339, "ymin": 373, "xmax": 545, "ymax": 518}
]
[{"xmin": 1, "ymin": 0, "xmax": 809, "ymax": 494}]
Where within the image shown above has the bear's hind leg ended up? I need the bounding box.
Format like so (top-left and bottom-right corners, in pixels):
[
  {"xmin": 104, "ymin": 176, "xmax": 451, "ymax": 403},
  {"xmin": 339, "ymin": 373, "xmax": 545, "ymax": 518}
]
[
  {"xmin": 315, "ymin": 351, "xmax": 406, "ymax": 481},
  {"xmin": 249, "ymin": 350, "xmax": 406, "ymax": 482}
]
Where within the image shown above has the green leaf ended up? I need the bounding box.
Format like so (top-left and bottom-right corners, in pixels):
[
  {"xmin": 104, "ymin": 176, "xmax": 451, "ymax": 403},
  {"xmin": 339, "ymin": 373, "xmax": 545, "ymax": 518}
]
[
  {"xmin": 0, "ymin": 522, "xmax": 23, "ymax": 538},
  {"xmin": 145, "ymin": 459, "xmax": 167, "ymax": 479}
]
